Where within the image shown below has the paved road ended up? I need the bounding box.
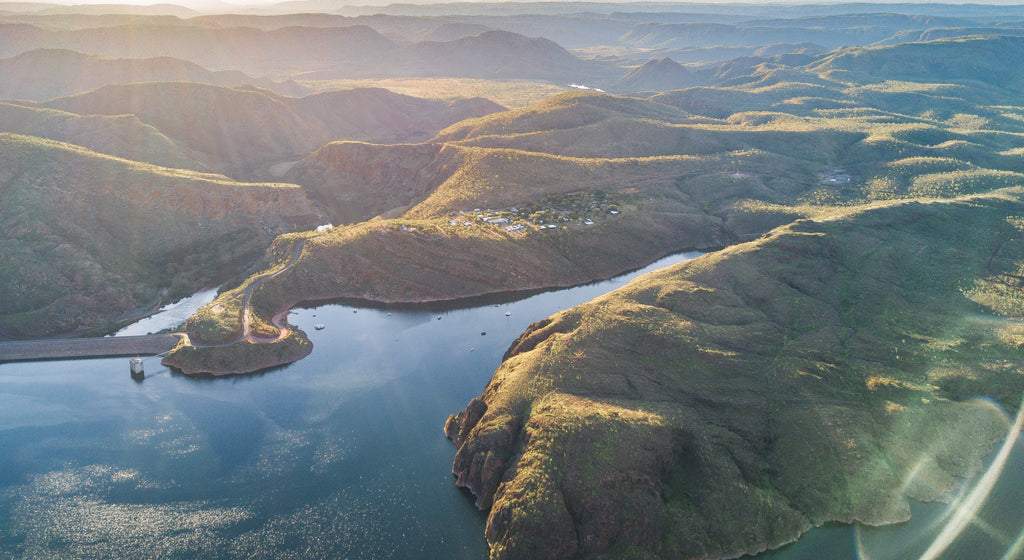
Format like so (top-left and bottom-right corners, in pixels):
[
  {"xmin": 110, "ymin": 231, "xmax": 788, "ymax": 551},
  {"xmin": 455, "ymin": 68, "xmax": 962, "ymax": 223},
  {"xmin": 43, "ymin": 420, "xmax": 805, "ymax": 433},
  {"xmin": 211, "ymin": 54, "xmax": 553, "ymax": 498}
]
[{"xmin": 0, "ymin": 334, "xmax": 182, "ymax": 362}]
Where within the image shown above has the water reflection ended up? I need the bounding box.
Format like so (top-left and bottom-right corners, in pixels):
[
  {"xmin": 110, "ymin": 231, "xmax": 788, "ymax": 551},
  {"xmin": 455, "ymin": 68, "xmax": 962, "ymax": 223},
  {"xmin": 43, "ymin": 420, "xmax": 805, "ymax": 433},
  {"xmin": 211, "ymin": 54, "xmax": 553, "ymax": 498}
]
[
  {"xmin": 0, "ymin": 252, "xmax": 700, "ymax": 559},
  {"xmin": 9, "ymin": 248, "xmax": 1019, "ymax": 560},
  {"xmin": 112, "ymin": 287, "xmax": 220, "ymax": 337}
]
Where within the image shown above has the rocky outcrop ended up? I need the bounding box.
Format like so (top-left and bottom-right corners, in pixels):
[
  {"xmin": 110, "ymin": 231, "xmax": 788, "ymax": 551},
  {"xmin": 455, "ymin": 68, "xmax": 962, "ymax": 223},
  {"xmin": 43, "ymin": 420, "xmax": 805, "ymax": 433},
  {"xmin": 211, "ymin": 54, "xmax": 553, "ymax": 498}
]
[{"xmin": 445, "ymin": 398, "xmax": 518, "ymax": 510}]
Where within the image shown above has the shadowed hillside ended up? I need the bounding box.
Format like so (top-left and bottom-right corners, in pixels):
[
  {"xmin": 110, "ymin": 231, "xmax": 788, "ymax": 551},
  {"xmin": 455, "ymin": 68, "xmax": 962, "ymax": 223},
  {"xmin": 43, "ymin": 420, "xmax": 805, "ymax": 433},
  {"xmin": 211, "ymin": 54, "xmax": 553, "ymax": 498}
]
[
  {"xmin": 44, "ymin": 82, "xmax": 325, "ymax": 176},
  {"xmin": 43, "ymin": 83, "xmax": 504, "ymax": 177},
  {"xmin": 0, "ymin": 101, "xmax": 194, "ymax": 169},
  {"xmin": 285, "ymin": 142, "xmax": 460, "ymax": 224},
  {"xmin": 0, "ymin": 133, "xmax": 323, "ymax": 338}
]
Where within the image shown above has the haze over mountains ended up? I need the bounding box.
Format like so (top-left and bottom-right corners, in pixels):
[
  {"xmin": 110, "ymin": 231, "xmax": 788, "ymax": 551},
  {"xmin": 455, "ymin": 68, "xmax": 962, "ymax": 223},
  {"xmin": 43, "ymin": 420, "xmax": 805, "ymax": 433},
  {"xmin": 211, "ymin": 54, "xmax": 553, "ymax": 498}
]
[
  {"xmin": 0, "ymin": 48, "xmax": 310, "ymax": 101},
  {"xmin": 8, "ymin": 2, "xmax": 1024, "ymax": 87},
  {"xmin": 6, "ymin": 2, "xmax": 1024, "ymax": 559}
]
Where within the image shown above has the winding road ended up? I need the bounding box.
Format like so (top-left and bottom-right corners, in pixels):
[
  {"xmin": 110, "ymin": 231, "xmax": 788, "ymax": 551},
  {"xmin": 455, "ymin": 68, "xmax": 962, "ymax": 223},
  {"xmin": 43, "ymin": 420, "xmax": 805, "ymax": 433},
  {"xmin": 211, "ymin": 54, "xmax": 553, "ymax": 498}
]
[
  {"xmin": 187, "ymin": 238, "xmax": 308, "ymax": 348},
  {"xmin": 0, "ymin": 239, "xmax": 310, "ymax": 363}
]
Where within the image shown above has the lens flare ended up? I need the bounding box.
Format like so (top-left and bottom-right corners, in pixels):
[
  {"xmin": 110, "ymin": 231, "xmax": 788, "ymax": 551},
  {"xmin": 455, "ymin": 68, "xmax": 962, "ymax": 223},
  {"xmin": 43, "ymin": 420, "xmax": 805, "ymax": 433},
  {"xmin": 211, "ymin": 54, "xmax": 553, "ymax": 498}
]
[
  {"xmin": 915, "ymin": 399, "xmax": 1024, "ymax": 560},
  {"xmin": 856, "ymin": 397, "xmax": 1024, "ymax": 560}
]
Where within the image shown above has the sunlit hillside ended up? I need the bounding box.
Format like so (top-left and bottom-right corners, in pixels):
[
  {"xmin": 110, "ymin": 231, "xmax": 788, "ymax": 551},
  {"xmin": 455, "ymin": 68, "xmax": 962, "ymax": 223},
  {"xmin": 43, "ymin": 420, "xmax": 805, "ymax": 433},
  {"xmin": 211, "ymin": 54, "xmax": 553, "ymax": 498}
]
[{"xmin": 5, "ymin": 3, "xmax": 1024, "ymax": 560}]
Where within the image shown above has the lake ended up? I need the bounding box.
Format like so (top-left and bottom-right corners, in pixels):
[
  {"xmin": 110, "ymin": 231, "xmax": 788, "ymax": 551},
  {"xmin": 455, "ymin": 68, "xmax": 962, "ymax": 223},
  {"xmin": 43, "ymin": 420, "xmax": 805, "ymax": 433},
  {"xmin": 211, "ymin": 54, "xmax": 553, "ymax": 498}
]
[{"xmin": 2, "ymin": 249, "xmax": 1023, "ymax": 559}]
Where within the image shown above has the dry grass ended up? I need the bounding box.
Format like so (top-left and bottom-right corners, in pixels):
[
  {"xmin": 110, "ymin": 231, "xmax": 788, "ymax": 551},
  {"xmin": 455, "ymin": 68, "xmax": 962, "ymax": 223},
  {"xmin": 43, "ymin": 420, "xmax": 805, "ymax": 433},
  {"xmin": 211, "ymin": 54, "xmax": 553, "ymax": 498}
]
[{"xmin": 295, "ymin": 77, "xmax": 568, "ymax": 108}]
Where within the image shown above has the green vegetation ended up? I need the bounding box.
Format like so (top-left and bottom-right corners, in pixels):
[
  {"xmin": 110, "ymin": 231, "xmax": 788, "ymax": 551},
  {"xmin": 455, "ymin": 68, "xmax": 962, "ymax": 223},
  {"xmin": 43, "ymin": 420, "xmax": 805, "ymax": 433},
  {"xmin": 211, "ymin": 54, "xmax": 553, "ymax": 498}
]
[
  {"xmin": 189, "ymin": 39, "xmax": 1024, "ymax": 377},
  {"xmin": 9, "ymin": 20, "xmax": 1024, "ymax": 559},
  {"xmin": 448, "ymin": 190, "xmax": 1024, "ymax": 559},
  {"xmin": 0, "ymin": 133, "xmax": 322, "ymax": 338},
  {"xmin": 161, "ymin": 331, "xmax": 312, "ymax": 376}
]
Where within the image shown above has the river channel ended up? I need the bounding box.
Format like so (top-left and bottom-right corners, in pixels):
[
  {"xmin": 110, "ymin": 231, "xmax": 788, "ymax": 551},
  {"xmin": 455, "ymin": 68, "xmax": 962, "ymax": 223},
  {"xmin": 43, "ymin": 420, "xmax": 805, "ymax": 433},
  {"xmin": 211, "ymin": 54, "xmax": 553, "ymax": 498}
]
[{"xmin": 2, "ymin": 250, "xmax": 1023, "ymax": 559}]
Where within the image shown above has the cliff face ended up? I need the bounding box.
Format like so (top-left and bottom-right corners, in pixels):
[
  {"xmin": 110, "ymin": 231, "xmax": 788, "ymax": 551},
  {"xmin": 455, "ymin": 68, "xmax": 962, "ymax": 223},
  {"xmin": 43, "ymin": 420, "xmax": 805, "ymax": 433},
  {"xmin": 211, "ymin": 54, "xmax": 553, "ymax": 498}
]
[{"xmin": 446, "ymin": 191, "xmax": 1024, "ymax": 559}]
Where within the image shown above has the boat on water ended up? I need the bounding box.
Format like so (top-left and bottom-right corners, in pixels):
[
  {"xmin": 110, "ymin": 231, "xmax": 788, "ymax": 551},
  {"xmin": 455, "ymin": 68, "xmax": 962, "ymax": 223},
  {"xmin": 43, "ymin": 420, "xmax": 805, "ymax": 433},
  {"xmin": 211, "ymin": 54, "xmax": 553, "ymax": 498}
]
[{"xmin": 314, "ymin": 324, "xmax": 325, "ymax": 330}]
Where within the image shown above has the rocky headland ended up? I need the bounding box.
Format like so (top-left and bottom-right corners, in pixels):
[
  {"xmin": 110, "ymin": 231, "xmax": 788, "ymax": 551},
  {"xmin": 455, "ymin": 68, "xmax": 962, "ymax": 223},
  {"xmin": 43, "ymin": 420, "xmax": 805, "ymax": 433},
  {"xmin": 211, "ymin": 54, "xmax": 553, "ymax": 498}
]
[{"xmin": 445, "ymin": 190, "xmax": 1024, "ymax": 559}]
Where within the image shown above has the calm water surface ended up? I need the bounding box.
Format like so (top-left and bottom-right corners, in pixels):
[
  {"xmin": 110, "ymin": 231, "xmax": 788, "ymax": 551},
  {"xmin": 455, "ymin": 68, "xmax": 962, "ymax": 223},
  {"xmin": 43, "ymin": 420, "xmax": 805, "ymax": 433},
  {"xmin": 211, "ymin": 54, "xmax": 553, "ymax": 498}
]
[
  {"xmin": 0, "ymin": 253, "xmax": 700, "ymax": 559},
  {"xmin": 3, "ymin": 249, "xmax": 1023, "ymax": 559},
  {"xmin": 112, "ymin": 287, "xmax": 220, "ymax": 337}
]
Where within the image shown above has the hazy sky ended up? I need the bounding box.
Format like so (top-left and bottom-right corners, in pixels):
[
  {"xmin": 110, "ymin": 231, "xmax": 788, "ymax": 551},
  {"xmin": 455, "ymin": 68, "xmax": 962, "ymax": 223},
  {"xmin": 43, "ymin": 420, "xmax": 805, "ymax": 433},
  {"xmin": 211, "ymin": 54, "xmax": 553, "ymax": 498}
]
[{"xmin": 20, "ymin": 0, "xmax": 1023, "ymax": 14}]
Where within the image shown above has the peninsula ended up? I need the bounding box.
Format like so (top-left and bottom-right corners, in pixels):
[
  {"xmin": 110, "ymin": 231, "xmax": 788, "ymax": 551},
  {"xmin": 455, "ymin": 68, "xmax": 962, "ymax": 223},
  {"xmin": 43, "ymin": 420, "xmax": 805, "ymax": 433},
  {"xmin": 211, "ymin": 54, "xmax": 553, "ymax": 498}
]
[{"xmin": 5, "ymin": 4, "xmax": 1024, "ymax": 559}]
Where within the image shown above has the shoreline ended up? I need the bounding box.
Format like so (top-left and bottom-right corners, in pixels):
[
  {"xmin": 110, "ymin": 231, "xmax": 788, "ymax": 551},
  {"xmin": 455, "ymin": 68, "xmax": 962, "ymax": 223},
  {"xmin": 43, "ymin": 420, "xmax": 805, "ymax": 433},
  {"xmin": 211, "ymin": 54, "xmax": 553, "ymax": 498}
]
[{"xmin": 9, "ymin": 248, "xmax": 711, "ymax": 373}]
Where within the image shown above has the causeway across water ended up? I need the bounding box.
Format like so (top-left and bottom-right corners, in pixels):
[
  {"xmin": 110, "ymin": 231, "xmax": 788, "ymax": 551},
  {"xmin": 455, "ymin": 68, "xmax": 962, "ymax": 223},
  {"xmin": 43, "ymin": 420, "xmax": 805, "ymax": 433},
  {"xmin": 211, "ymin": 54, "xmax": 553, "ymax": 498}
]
[{"xmin": 0, "ymin": 334, "xmax": 181, "ymax": 362}]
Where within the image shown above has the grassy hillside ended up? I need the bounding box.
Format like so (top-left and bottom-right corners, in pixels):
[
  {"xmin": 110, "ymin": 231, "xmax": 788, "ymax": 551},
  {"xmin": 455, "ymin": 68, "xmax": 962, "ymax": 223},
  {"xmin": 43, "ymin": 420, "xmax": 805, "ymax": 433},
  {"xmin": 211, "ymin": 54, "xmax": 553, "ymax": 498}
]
[
  {"xmin": 43, "ymin": 82, "xmax": 329, "ymax": 177},
  {"xmin": 0, "ymin": 101, "xmax": 194, "ymax": 169},
  {"xmin": 808, "ymin": 35, "xmax": 1024, "ymax": 91},
  {"xmin": 292, "ymin": 77, "xmax": 568, "ymax": 109},
  {"xmin": 436, "ymin": 91, "xmax": 693, "ymax": 141},
  {"xmin": 0, "ymin": 133, "xmax": 322, "ymax": 338},
  {"xmin": 185, "ymin": 39, "xmax": 1024, "ymax": 372},
  {"xmin": 446, "ymin": 190, "xmax": 1024, "ymax": 559},
  {"xmin": 43, "ymin": 83, "xmax": 504, "ymax": 178}
]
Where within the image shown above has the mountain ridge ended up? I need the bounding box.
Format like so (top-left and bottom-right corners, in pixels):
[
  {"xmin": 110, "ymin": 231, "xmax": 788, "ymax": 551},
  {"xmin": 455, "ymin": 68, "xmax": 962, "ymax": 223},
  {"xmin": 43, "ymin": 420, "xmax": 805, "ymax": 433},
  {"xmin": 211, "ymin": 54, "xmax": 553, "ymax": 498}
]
[{"xmin": 0, "ymin": 48, "xmax": 310, "ymax": 101}]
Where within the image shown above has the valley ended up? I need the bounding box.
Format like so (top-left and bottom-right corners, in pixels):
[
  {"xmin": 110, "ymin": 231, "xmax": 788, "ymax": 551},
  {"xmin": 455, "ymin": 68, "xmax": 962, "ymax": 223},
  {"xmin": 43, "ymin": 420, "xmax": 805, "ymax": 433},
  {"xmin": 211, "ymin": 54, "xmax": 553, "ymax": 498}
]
[{"xmin": 3, "ymin": 1, "xmax": 1024, "ymax": 558}]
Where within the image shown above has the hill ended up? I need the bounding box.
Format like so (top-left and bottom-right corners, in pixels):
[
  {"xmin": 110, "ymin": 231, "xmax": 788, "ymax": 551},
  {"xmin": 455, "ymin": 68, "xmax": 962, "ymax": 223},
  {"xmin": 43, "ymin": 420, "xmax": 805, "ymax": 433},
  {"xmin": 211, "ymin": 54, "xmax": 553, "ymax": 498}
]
[
  {"xmin": 619, "ymin": 21, "xmax": 890, "ymax": 51},
  {"xmin": 0, "ymin": 48, "xmax": 310, "ymax": 101},
  {"xmin": 285, "ymin": 142, "xmax": 460, "ymax": 224},
  {"xmin": 808, "ymin": 35, "xmax": 1024, "ymax": 91},
  {"xmin": 0, "ymin": 22, "xmax": 398, "ymax": 75},
  {"xmin": 0, "ymin": 101, "xmax": 194, "ymax": 169},
  {"xmin": 875, "ymin": 27, "xmax": 1024, "ymax": 45},
  {"xmin": 289, "ymin": 87, "xmax": 504, "ymax": 145},
  {"xmin": 44, "ymin": 82, "xmax": 326, "ymax": 177},
  {"xmin": 613, "ymin": 57, "xmax": 696, "ymax": 93},
  {"xmin": 43, "ymin": 83, "xmax": 504, "ymax": 177},
  {"xmin": 306, "ymin": 30, "xmax": 619, "ymax": 84},
  {"xmin": 0, "ymin": 133, "xmax": 323, "ymax": 339},
  {"xmin": 446, "ymin": 190, "xmax": 1024, "ymax": 559},
  {"xmin": 435, "ymin": 90, "xmax": 693, "ymax": 144}
]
